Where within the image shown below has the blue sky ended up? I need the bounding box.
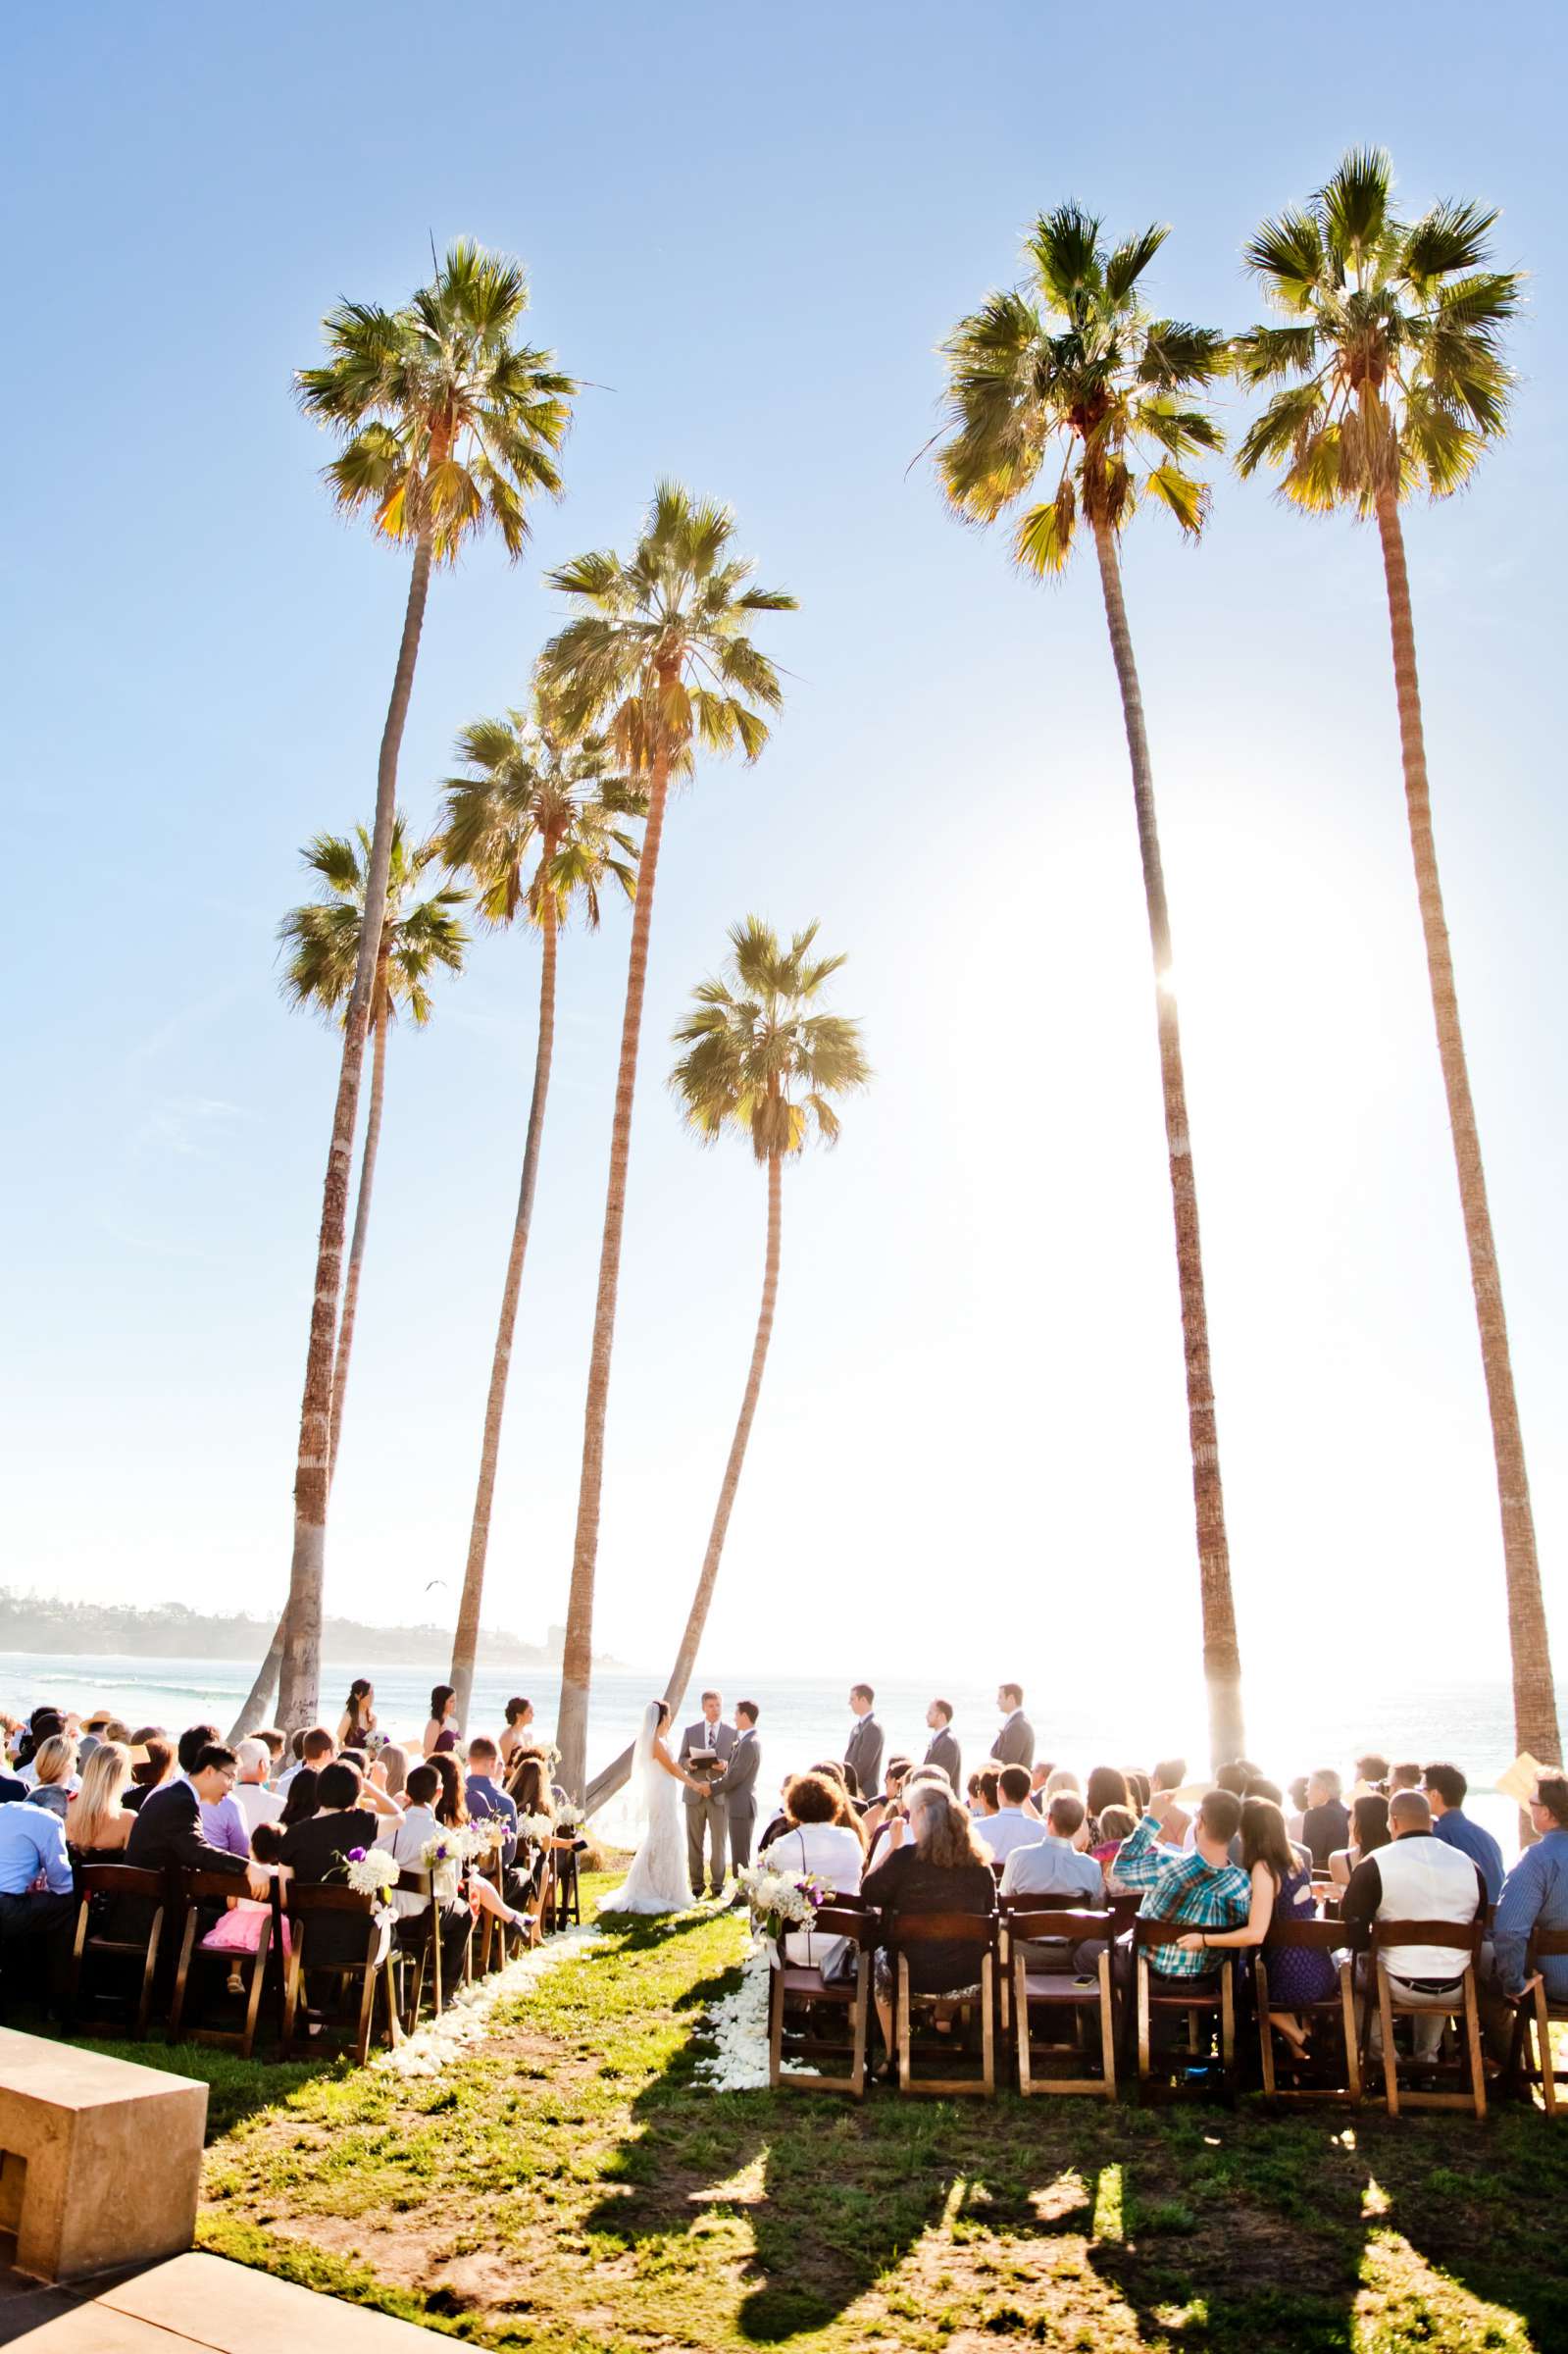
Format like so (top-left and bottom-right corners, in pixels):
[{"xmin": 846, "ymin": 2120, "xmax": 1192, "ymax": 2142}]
[{"xmin": 4, "ymin": 1, "xmax": 1564, "ymax": 1702}]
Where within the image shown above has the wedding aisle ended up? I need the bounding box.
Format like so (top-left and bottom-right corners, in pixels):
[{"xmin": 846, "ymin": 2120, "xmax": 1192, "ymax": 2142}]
[{"xmin": 192, "ymin": 1877, "xmax": 1568, "ymax": 2352}]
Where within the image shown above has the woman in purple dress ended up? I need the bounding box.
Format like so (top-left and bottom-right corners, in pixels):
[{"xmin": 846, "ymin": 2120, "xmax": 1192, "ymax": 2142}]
[{"xmin": 1176, "ymin": 1796, "xmax": 1338, "ymax": 2056}]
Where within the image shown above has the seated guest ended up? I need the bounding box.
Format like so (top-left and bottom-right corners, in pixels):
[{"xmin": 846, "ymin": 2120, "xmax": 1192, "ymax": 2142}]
[
  {"xmin": 0, "ymin": 1760, "xmax": 25, "ymax": 1805},
  {"xmin": 201, "ymin": 1820, "xmax": 292, "ymax": 1992},
  {"xmin": 24, "ymin": 1735, "xmax": 77, "ymax": 1820},
  {"xmin": 860, "ymin": 1784, "xmax": 996, "ymax": 2070},
  {"xmin": 1112, "ymin": 1787, "xmax": 1250, "ymax": 1986},
  {"xmin": 1042, "ymin": 1766, "xmax": 1081, "ymax": 1800},
  {"xmin": 866, "ymin": 1767, "xmax": 952, "ymax": 1866},
  {"xmin": 1389, "ymin": 1761, "xmax": 1423, "ymax": 1795},
  {"xmin": 1175, "ymin": 1797, "xmax": 1338, "ymax": 2057},
  {"xmin": 836, "ymin": 1760, "xmax": 862, "ymax": 1806},
  {"xmin": 232, "ymin": 1739, "xmax": 284, "ymax": 1834},
  {"xmin": 0, "ymin": 1787, "xmax": 76, "ymax": 2008},
  {"xmin": 498, "ymin": 1697, "xmax": 535, "ymax": 1768},
  {"xmin": 1480, "ymin": 1771, "xmax": 1568, "ymax": 2065},
  {"xmin": 971, "ymin": 1766, "xmax": 1001, "ymax": 1820},
  {"xmin": 862, "ymin": 1758, "xmax": 913, "ymax": 1843},
  {"xmin": 15, "ymin": 1710, "xmax": 65, "ymax": 1781},
  {"xmin": 1085, "ymin": 1766, "xmax": 1131, "ymax": 1835},
  {"xmin": 278, "ymin": 1726, "xmax": 335, "ymax": 1794},
  {"xmin": 280, "ymin": 1767, "xmax": 322, "ymax": 1829},
  {"xmin": 378, "ymin": 1744, "xmax": 409, "ymax": 1803},
  {"xmin": 1000, "ymin": 1792, "xmax": 1104, "ymax": 1902},
  {"xmin": 123, "ymin": 1746, "xmax": 269, "ymax": 1941},
  {"xmin": 974, "ymin": 1766, "xmax": 1048, "ymax": 1866},
  {"xmin": 126, "ymin": 1737, "xmax": 176, "ymax": 1813},
  {"xmin": 1340, "ymin": 1789, "xmax": 1487, "ymax": 2058},
  {"xmin": 375, "ymin": 1763, "xmax": 475, "ymax": 1979},
  {"xmin": 1300, "ymin": 1771, "xmax": 1350, "ymax": 1872},
  {"xmin": 769, "ymin": 1771, "xmax": 867, "ymax": 1978},
  {"xmin": 277, "ymin": 1759, "xmax": 387, "ymax": 1976},
  {"xmin": 253, "ymin": 1727, "xmax": 286, "ymax": 1776},
  {"xmin": 1285, "ymin": 1775, "xmax": 1310, "ymax": 1842},
  {"xmin": 1355, "ymin": 1752, "xmax": 1391, "ymax": 1794},
  {"xmin": 1124, "ymin": 1770, "xmax": 1150, "ymax": 1816},
  {"xmin": 177, "ymin": 1724, "xmax": 251, "ymax": 1859},
  {"xmin": 1330, "ymin": 1792, "xmax": 1391, "ymax": 1890},
  {"xmin": 1423, "ymin": 1762, "xmax": 1504, "ymax": 1907},
  {"xmin": 65, "ymin": 1741, "xmax": 134, "ymax": 1857},
  {"xmin": 466, "ymin": 1737, "xmax": 520, "ymax": 1872},
  {"xmin": 431, "ymin": 1750, "xmax": 531, "ymax": 1936},
  {"xmin": 1090, "ymin": 1804, "xmax": 1138, "ymax": 1883}
]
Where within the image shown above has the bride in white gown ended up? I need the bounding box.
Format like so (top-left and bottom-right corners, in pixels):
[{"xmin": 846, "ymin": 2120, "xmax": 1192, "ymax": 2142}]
[{"xmin": 606, "ymin": 1700, "xmax": 701, "ymax": 1914}]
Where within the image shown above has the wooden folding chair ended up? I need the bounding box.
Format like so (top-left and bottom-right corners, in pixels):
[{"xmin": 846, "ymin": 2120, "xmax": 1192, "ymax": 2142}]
[
  {"xmin": 395, "ymin": 1868, "xmax": 452, "ymax": 2025},
  {"xmin": 1507, "ymin": 1927, "xmax": 1568, "ymax": 2119},
  {"xmin": 1254, "ymin": 1919, "xmax": 1361, "ymax": 2103},
  {"xmin": 767, "ymin": 1904, "xmax": 873, "ymax": 2099},
  {"xmin": 1133, "ymin": 1918, "xmax": 1236, "ymax": 2096},
  {"xmin": 886, "ymin": 1913, "xmax": 996, "ymax": 2097},
  {"xmin": 66, "ymin": 1864, "xmax": 166, "ymax": 2039},
  {"xmin": 551, "ymin": 1843, "xmax": 582, "ymax": 1930},
  {"xmin": 280, "ymin": 1884, "xmax": 401, "ymax": 2064},
  {"xmin": 1009, "ymin": 1908, "xmax": 1116, "ymax": 2098},
  {"xmin": 168, "ymin": 1868, "xmax": 273, "ymax": 2059},
  {"xmin": 1362, "ymin": 1919, "xmax": 1485, "ymax": 2118}
]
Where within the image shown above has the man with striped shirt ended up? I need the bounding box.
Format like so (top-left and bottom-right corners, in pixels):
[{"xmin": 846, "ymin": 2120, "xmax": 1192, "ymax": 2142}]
[{"xmin": 1112, "ymin": 1786, "xmax": 1251, "ymax": 1980}]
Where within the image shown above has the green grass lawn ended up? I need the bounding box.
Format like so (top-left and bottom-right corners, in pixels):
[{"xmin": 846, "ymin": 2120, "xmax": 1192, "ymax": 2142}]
[{"xmin": 86, "ymin": 1878, "xmax": 1568, "ymax": 2351}]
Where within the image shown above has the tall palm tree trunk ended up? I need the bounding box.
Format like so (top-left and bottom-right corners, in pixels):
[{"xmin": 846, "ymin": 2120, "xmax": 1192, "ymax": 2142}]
[
  {"xmin": 556, "ymin": 731, "xmax": 673, "ymax": 1797},
  {"xmin": 328, "ymin": 975, "xmax": 390, "ymax": 1488},
  {"xmin": 1376, "ymin": 489, "xmax": 1560, "ymax": 1781},
  {"xmin": 585, "ymin": 1151, "xmax": 783, "ymax": 1814},
  {"xmin": 450, "ymin": 895, "xmax": 561, "ymax": 1732},
  {"xmin": 278, "ymin": 530, "xmax": 433, "ymax": 1730},
  {"xmin": 227, "ymin": 1618, "xmax": 285, "ymax": 1745},
  {"xmin": 1092, "ymin": 517, "xmax": 1244, "ymax": 1769}
]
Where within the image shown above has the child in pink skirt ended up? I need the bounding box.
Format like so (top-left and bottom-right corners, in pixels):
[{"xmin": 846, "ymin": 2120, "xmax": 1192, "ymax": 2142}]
[{"xmin": 200, "ymin": 1821, "xmax": 290, "ymax": 1993}]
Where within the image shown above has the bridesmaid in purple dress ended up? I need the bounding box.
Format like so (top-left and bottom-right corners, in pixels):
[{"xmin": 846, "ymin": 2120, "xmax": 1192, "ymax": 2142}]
[
  {"xmin": 1176, "ymin": 1797, "xmax": 1339, "ymax": 2055},
  {"xmin": 423, "ymin": 1683, "xmax": 460, "ymax": 1757}
]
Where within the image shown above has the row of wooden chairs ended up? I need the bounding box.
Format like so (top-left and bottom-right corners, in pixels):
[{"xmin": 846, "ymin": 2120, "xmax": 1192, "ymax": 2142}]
[{"xmin": 767, "ymin": 1894, "xmax": 1568, "ymax": 2114}]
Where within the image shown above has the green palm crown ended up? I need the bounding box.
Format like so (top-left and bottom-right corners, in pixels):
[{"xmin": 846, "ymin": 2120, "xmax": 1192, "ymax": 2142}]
[
  {"xmin": 1233, "ymin": 147, "xmax": 1519, "ymax": 512},
  {"xmin": 278, "ymin": 815, "xmax": 468, "ymax": 1028},
  {"xmin": 296, "ymin": 238, "xmax": 576, "ymax": 563},
  {"xmin": 936, "ymin": 204, "xmax": 1227, "ymax": 571},
  {"xmin": 536, "ymin": 482, "xmax": 796, "ymax": 772},
  {"xmin": 440, "ymin": 706, "xmax": 645, "ymax": 931},
  {"xmin": 672, "ymin": 918, "xmax": 870, "ymax": 1164}
]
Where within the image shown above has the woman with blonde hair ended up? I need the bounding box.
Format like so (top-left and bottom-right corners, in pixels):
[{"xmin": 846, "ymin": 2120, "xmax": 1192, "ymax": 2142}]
[
  {"xmin": 66, "ymin": 1741, "xmax": 134, "ymax": 1856},
  {"xmin": 25, "ymin": 1735, "xmax": 77, "ymax": 1820}
]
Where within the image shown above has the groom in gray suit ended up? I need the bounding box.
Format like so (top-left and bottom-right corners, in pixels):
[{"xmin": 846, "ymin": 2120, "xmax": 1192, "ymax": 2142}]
[
  {"xmin": 711, "ymin": 1701, "xmax": 761, "ymax": 1878},
  {"xmin": 678, "ymin": 1690, "xmax": 735, "ymax": 1898}
]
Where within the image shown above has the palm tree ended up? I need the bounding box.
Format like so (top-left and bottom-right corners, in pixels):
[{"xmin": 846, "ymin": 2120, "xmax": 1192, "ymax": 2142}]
[
  {"xmin": 228, "ymin": 820, "xmax": 467, "ymax": 1742},
  {"xmin": 278, "ymin": 241, "xmax": 573, "ymax": 1729},
  {"xmin": 585, "ymin": 920, "xmax": 869, "ymax": 1813},
  {"xmin": 1235, "ymin": 150, "xmax": 1560, "ymax": 1774},
  {"xmin": 439, "ymin": 706, "xmax": 643, "ymax": 1733},
  {"xmin": 535, "ymin": 483, "xmax": 796, "ymax": 1795},
  {"xmin": 936, "ymin": 206, "xmax": 1246, "ymax": 1767}
]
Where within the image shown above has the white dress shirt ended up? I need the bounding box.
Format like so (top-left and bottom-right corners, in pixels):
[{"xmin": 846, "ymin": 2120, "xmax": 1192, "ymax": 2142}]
[{"xmin": 973, "ymin": 1807, "xmax": 1044, "ymax": 1866}]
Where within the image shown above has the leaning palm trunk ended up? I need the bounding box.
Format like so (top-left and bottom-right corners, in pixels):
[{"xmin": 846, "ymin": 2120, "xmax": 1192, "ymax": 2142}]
[
  {"xmin": 556, "ymin": 733, "xmax": 673, "ymax": 1797},
  {"xmin": 278, "ymin": 530, "xmax": 433, "ymax": 1730},
  {"xmin": 227, "ymin": 1615, "xmax": 286, "ymax": 1745},
  {"xmin": 1375, "ymin": 490, "xmax": 1560, "ymax": 1785},
  {"xmin": 1091, "ymin": 517, "xmax": 1244, "ymax": 1769},
  {"xmin": 450, "ymin": 896, "xmax": 561, "ymax": 1731},
  {"xmin": 328, "ymin": 976, "xmax": 389, "ymax": 1487},
  {"xmin": 585, "ymin": 1151, "xmax": 783, "ymax": 1814}
]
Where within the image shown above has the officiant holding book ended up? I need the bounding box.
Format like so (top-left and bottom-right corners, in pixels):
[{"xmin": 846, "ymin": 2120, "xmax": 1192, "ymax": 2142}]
[{"xmin": 679, "ymin": 1691, "xmax": 735, "ymax": 1899}]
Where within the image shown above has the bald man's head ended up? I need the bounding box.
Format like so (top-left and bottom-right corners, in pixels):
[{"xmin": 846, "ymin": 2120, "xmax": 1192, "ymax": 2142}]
[{"xmin": 1389, "ymin": 1790, "xmax": 1432, "ymax": 1837}]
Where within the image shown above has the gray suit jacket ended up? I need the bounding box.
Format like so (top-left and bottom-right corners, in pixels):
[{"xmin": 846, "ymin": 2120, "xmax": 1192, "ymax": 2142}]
[
  {"xmin": 844, "ymin": 1714, "xmax": 884, "ymax": 1803},
  {"xmin": 992, "ymin": 1713, "xmax": 1035, "ymax": 1770},
  {"xmin": 924, "ymin": 1725, "xmax": 962, "ymax": 1793},
  {"xmin": 711, "ymin": 1728, "xmax": 760, "ymax": 1823},
  {"xmin": 678, "ymin": 1717, "xmax": 734, "ymax": 1806}
]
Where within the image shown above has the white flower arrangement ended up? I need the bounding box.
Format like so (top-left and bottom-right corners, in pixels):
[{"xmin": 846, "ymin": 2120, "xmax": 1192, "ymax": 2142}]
[
  {"xmin": 735, "ymin": 1864, "xmax": 835, "ymax": 1938},
  {"xmin": 516, "ymin": 1812, "xmax": 555, "ymax": 1844},
  {"xmin": 554, "ymin": 1802, "xmax": 584, "ymax": 1832},
  {"xmin": 465, "ymin": 1817, "xmax": 510, "ymax": 1857},
  {"xmin": 340, "ymin": 1846, "xmax": 399, "ymax": 1900}
]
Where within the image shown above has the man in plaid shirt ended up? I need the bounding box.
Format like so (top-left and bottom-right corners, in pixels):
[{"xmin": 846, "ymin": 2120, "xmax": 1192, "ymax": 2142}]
[{"xmin": 1113, "ymin": 1786, "xmax": 1250, "ymax": 1979}]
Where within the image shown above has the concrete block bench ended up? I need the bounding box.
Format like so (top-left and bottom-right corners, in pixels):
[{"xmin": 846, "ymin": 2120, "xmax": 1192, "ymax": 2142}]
[{"xmin": 0, "ymin": 2026, "xmax": 206, "ymax": 2280}]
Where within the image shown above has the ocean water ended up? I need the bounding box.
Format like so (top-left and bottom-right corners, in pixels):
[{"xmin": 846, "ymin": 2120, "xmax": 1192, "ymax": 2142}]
[{"xmin": 0, "ymin": 1650, "xmax": 1552, "ymax": 1855}]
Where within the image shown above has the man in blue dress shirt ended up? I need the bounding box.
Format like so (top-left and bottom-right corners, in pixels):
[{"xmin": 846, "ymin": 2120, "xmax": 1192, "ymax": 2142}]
[
  {"xmin": 1481, "ymin": 1772, "xmax": 1568, "ymax": 2068},
  {"xmin": 1423, "ymin": 1762, "xmax": 1504, "ymax": 1906},
  {"xmin": 0, "ymin": 1796, "xmax": 77, "ymax": 2010}
]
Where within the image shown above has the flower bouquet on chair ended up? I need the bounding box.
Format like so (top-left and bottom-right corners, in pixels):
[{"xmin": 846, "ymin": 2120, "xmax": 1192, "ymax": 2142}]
[{"xmin": 735, "ymin": 1863, "xmax": 836, "ymax": 1964}]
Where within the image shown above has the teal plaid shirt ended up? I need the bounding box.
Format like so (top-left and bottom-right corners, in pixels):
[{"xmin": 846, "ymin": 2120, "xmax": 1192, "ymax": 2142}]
[{"xmin": 1113, "ymin": 1812, "xmax": 1251, "ymax": 1978}]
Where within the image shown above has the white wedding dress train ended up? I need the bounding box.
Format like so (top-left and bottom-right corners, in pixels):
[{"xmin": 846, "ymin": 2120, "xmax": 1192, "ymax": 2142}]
[{"xmin": 606, "ymin": 1705, "xmax": 692, "ymax": 1915}]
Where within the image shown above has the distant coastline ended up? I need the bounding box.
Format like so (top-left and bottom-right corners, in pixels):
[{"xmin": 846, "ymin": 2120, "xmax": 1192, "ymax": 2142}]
[{"xmin": 0, "ymin": 1589, "xmax": 624, "ymax": 1672}]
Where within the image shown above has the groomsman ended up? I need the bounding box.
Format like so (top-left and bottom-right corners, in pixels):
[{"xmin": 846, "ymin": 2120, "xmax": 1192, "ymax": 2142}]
[
  {"xmin": 923, "ymin": 1699, "xmax": 961, "ymax": 1793},
  {"xmin": 844, "ymin": 1684, "xmax": 884, "ymax": 1805},
  {"xmin": 679, "ymin": 1691, "xmax": 735, "ymax": 1898},
  {"xmin": 992, "ymin": 1682, "xmax": 1036, "ymax": 1770},
  {"xmin": 711, "ymin": 1701, "xmax": 761, "ymax": 1877}
]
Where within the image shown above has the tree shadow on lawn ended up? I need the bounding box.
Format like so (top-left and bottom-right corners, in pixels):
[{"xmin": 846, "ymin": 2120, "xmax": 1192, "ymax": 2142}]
[{"xmin": 583, "ymin": 1969, "xmax": 1568, "ymax": 2354}]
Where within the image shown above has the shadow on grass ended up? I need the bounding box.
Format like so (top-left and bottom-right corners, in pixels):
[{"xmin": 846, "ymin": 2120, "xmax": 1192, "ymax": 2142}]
[{"xmin": 24, "ymin": 2002, "xmax": 347, "ymax": 2140}]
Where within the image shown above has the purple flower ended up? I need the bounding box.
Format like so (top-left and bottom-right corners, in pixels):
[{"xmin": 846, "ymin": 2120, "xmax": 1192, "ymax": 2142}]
[{"xmin": 347, "ymin": 1847, "xmax": 367, "ymax": 1864}]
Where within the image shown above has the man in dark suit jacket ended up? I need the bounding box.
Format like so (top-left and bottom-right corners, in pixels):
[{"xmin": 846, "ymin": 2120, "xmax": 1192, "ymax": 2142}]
[
  {"xmin": 844, "ymin": 1684, "xmax": 884, "ymax": 1806},
  {"xmin": 710, "ymin": 1703, "xmax": 761, "ymax": 1876},
  {"xmin": 678, "ymin": 1693, "xmax": 735, "ymax": 1898},
  {"xmin": 121, "ymin": 1746, "xmax": 265, "ymax": 1938},
  {"xmin": 923, "ymin": 1699, "xmax": 961, "ymax": 1795},
  {"xmin": 992, "ymin": 1684, "xmax": 1036, "ymax": 1771}
]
